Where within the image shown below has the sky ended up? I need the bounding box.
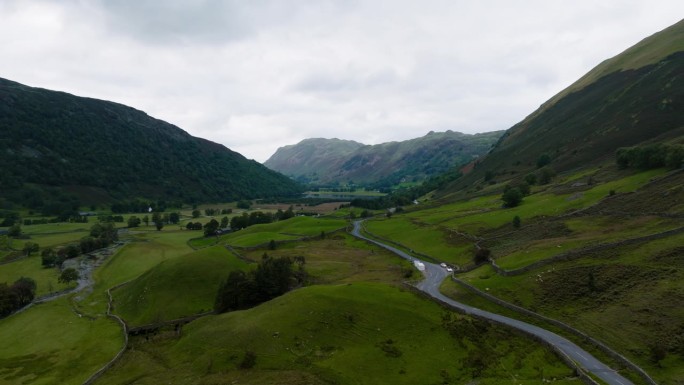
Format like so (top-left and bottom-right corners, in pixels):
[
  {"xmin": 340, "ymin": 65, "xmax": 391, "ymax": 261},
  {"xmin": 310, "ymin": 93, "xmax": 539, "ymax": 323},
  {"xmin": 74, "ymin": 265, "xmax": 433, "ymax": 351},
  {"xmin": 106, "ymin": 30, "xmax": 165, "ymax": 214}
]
[{"xmin": 1, "ymin": 1, "xmax": 683, "ymax": 162}]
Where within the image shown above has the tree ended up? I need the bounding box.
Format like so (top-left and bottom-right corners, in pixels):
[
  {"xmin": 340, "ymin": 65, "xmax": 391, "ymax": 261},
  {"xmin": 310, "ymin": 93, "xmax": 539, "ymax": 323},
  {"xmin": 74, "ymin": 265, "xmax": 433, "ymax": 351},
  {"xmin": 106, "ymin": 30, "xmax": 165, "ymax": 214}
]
[
  {"xmin": 268, "ymin": 239, "xmax": 277, "ymax": 250},
  {"xmin": 220, "ymin": 216, "xmax": 229, "ymax": 229},
  {"xmin": 23, "ymin": 242, "xmax": 39, "ymax": 256},
  {"xmin": 41, "ymin": 248, "xmax": 57, "ymax": 267},
  {"xmin": 143, "ymin": 215, "xmax": 150, "ymax": 226},
  {"xmin": 127, "ymin": 216, "xmax": 141, "ymax": 228},
  {"xmin": 11, "ymin": 277, "xmax": 36, "ymax": 306},
  {"xmin": 8, "ymin": 224, "xmax": 21, "ymax": 237},
  {"xmin": 536, "ymin": 154, "xmax": 551, "ymax": 168},
  {"xmin": 512, "ymin": 216, "xmax": 521, "ymax": 229},
  {"xmin": 169, "ymin": 212, "xmax": 180, "ymax": 224},
  {"xmin": 473, "ymin": 248, "xmax": 491, "ymax": 265},
  {"xmin": 525, "ymin": 173, "xmax": 537, "ymax": 186},
  {"xmin": 502, "ymin": 187, "xmax": 523, "ymax": 208},
  {"xmin": 203, "ymin": 219, "xmax": 219, "ymax": 237},
  {"xmin": 237, "ymin": 200, "xmax": 251, "ymax": 209},
  {"xmin": 152, "ymin": 212, "xmax": 164, "ymax": 231},
  {"xmin": 58, "ymin": 268, "xmax": 79, "ymax": 284},
  {"xmin": 192, "ymin": 209, "xmax": 201, "ymax": 218},
  {"xmin": 537, "ymin": 166, "xmax": 556, "ymax": 185}
]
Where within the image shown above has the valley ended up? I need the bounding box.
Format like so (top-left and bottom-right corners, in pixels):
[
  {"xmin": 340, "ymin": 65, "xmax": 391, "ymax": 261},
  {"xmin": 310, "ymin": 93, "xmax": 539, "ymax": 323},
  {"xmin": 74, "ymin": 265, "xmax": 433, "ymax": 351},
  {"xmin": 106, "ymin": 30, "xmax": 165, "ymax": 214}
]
[{"xmin": 0, "ymin": 13, "xmax": 682, "ymax": 385}]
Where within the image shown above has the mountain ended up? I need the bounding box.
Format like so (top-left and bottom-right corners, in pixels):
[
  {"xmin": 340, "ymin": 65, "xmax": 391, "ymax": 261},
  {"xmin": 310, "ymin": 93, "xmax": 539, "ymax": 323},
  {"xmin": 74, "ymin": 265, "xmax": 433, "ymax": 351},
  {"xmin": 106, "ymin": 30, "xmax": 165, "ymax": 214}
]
[
  {"xmin": 0, "ymin": 78, "xmax": 302, "ymax": 209},
  {"xmin": 263, "ymin": 138, "xmax": 364, "ymax": 183},
  {"xmin": 443, "ymin": 19, "xmax": 684, "ymax": 193},
  {"xmin": 265, "ymin": 130, "xmax": 503, "ymax": 187}
]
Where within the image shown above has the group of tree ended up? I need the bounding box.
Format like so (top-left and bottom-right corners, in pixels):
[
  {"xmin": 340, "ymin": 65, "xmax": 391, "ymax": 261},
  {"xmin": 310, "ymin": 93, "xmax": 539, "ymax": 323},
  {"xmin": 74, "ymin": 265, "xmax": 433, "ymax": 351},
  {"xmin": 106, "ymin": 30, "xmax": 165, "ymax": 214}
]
[
  {"xmin": 229, "ymin": 208, "xmax": 296, "ymax": 231},
  {"xmin": 0, "ymin": 277, "xmax": 36, "ymax": 317},
  {"xmin": 41, "ymin": 223, "xmax": 118, "ymax": 267},
  {"xmin": 616, "ymin": 144, "xmax": 684, "ymax": 170},
  {"xmin": 214, "ymin": 254, "xmax": 306, "ymax": 313},
  {"xmin": 203, "ymin": 208, "xmax": 232, "ymax": 216}
]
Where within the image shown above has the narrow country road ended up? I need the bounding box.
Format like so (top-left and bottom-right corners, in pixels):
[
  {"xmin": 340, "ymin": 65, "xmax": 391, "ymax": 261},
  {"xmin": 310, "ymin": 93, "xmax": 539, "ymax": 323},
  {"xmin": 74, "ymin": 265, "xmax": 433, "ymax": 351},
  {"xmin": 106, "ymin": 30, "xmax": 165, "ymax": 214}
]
[{"xmin": 351, "ymin": 220, "xmax": 634, "ymax": 385}]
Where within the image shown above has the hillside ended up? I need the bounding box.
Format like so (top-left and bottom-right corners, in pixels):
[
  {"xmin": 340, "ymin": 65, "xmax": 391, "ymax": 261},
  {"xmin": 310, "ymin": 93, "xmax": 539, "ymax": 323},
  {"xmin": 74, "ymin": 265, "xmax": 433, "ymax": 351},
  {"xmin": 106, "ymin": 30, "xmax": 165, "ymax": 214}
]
[
  {"xmin": 264, "ymin": 130, "xmax": 503, "ymax": 187},
  {"xmin": 263, "ymin": 138, "xmax": 364, "ymax": 183},
  {"xmin": 0, "ymin": 78, "xmax": 303, "ymax": 209},
  {"xmin": 442, "ymin": 19, "xmax": 684, "ymax": 194}
]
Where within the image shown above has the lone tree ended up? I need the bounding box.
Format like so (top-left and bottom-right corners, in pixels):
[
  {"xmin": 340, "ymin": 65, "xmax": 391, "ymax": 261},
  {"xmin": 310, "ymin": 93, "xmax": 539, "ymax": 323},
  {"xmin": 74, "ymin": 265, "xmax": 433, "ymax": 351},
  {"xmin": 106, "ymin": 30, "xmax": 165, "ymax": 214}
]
[
  {"xmin": 512, "ymin": 216, "xmax": 521, "ymax": 229},
  {"xmin": 58, "ymin": 268, "xmax": 79, "ymax": 285},
  {"xmin": 23, "ymin": 242, "xmax": 39, "ymax": 256},
  {"xmin": 502, "ymin": 187, "xmax": 523, "ymax": 208}
]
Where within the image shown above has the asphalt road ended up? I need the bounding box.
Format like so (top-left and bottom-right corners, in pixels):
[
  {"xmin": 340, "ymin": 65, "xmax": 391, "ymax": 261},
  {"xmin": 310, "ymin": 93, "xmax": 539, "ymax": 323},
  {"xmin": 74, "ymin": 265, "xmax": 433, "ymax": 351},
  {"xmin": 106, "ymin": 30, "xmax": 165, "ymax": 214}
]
[{"xmin": 351, "ymin": 220, "xmax": 634, "ymax": 385}]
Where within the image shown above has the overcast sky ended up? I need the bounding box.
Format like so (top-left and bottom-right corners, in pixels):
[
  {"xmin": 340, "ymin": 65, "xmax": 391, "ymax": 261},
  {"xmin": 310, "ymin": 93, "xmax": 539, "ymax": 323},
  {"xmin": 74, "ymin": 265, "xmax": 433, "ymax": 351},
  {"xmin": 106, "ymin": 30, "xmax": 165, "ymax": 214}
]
[{"xmin": 1, "ymin": 1, "xmax": 683, "ymax": 162}]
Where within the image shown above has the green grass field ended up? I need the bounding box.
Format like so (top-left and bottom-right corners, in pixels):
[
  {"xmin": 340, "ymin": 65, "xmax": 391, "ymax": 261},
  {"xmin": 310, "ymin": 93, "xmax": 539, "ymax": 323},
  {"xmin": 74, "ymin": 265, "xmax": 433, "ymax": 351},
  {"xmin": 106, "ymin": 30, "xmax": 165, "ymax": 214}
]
[
  {"xmin": 365, "ymin": 217, "xmax": 474, "ymax": 266},
  {"xmin": 0, "ymin": 297, "xmax": 122, "ymax": 385},
  {"xmin": 96, "ymin": 283, "xmax": 575, "ymax": 385},
  {"xmin": 0, "ymin": 256, "xmax": 74, "ymax": 296},
  {"xmin": 222, "ymin": 216, "xmax": 347, "ymax": 248},
  {"xmin": 112, "ymin": 245, "xmax": 250, "ymax": 326}
]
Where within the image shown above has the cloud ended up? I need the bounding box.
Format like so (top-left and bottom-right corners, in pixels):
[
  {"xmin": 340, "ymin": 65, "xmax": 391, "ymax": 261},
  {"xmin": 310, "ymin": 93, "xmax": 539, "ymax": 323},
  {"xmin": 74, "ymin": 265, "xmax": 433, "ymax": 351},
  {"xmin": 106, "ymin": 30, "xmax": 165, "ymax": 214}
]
[{"xmin": 1, "ymin": 1, "xmax": 683, "ymax": 162}]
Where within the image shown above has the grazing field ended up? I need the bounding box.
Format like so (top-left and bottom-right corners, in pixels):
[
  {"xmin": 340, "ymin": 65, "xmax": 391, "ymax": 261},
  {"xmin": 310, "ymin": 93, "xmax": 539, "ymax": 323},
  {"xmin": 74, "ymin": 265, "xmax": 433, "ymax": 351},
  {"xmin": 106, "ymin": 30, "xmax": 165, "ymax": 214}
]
[
  {"xmin": 241, "ymin": 234, "xmax": 414, "ymax": 285},
  {"xmin": 0, "ymin": 256, "xmax": 73, "ymax": 296},
  {"xmin": 96, "ymin": 283, "xmax": 575, "ymax": 385},
  {"xmin": 364, "ymin": 217, "xmax": 474, "ymax": 266},
  {"xmin": 112, "ymin": 245, "xmax": 250, "ymax": 326},
  {"xmin": 223, "ymin": 216, "xmax": 347, "ymax": 248},
  {"xmin": 0, "ymin": 297, "xmax": 122, "ymax": 385}
]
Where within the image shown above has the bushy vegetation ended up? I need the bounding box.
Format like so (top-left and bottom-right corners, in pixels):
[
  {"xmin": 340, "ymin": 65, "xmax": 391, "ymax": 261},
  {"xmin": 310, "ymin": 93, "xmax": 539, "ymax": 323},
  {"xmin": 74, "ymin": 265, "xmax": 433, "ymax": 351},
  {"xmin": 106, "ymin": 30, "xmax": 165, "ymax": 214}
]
[
  {"xmin": 616, "ymin": 144, "xmax": 684, "ymax": 170},
  {"xmin": 0, "ymin": 277, "xmax": 36, "ymax": 317},
  {"xmin": 214, "ymin": 254, "xmax": 306, "ymax": 313}
]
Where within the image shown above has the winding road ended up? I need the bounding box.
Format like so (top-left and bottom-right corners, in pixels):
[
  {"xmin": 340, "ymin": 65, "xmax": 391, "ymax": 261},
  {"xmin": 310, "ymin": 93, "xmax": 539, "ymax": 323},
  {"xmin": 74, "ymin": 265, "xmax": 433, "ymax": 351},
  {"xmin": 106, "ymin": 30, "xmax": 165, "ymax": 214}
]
[{"xmin": 351, "ymin": 220, "xmax": 634, "ymax": 385}]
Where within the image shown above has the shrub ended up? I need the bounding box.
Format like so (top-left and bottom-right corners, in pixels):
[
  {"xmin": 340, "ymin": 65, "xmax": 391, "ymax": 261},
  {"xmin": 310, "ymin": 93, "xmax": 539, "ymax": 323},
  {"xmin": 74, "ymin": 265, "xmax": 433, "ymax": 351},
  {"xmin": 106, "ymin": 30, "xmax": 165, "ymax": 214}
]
[{"xmin": 501, "ymin": 188, "xmax": 523, "ymax": 208}]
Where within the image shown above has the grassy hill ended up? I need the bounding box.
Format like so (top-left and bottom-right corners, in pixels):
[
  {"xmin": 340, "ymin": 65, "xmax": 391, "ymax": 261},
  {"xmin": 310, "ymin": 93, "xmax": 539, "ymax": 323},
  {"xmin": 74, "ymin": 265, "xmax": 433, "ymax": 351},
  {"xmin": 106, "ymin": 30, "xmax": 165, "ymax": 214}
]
[
  {"xmin": 265, "ymin": 130, "xmax": 503, "ymax": 187},
  {"xmin": 443, "ymin": 20, "xmax": 684, "ymax": 195},
  {"xmin": 112, "ymin": 245, "xmax": 250, "ymax": 326},
  {"xmin": 96, "ymin": 283, "xmax": 574, "ymax": 385},
  {"xmin": 0, "ymin": 78, "xmax": 303, "ymax": 210}
]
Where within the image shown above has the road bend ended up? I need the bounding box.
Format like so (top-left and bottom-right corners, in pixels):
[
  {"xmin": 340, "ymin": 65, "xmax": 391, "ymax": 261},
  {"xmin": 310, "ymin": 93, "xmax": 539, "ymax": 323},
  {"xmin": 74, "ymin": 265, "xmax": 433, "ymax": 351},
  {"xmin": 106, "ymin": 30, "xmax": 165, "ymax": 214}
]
[{"xmin": 351, "ymin": 220, "xmax": 634, "ymax": 385}]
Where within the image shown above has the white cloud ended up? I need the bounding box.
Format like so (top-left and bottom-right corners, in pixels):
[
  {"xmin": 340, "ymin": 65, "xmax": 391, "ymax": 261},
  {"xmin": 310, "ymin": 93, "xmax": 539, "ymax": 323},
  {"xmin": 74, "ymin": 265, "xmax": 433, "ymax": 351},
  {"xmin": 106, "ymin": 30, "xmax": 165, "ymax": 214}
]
[{"xmin": 1, "ymin": 1, "xmax": 682, "ymax": 161}]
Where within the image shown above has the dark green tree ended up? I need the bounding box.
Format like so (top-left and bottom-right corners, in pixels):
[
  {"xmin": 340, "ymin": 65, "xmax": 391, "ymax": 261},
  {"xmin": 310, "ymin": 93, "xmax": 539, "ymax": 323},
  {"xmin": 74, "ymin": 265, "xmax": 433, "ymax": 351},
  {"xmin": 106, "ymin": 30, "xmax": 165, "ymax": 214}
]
[
  {"xmin": 58, "ymin": 268, "xmax": 79, "ymax": 284},
  {"xmin": 169, "ymin": 212, "xmax": 180, "ymax": 224},
  {"xmin": 23, "ymin": 242, "xmax": 39, "ymax": 256},
  {"xmin": 502, "ymin": 187, "xmax": 523, "ymax": 208},
  {"xmin": 203, "ymin": 219, "xmax": 219, "ymax": 237},
  {"xmin": 512, "ymin": 216, "xmax": 521, "ymax": 228},
  {"xmin": 41, "ymin": 248, "xmax": 57, "ymax": 267},
  {"xmin": 536, "ymin": 154, "xmax": 551, "ymax": 168},
  {"xmin": 127, "ymin": 216, "xmax": 141, "ymax": 228}
]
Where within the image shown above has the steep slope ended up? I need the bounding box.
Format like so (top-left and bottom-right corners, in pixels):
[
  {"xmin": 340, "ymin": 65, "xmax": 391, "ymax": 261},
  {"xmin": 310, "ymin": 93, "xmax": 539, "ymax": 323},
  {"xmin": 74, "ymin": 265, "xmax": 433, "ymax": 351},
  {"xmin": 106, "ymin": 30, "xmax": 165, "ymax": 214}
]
[
  {"xmin": 0, "ymin": 78, "xmax": 303, "ymax": 208},
  {"xmin": 264, "ymin": 138, "xmax": 364, "ymax": 183},
  {"xmin": 443, "ymin": 19, "xmax": 684, "ymax": 193},
  {"xmin": 265, "ymin": 130, "xmax": 503, "ymax": 186}
]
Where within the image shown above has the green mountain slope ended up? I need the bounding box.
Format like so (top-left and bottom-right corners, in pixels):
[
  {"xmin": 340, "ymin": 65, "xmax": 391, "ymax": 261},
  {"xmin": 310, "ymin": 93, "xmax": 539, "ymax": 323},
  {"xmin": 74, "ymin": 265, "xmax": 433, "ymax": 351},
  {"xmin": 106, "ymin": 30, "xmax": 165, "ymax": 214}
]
[
  {"xmin": 264, "ymin": 138, "xmax": 364, "ymax": 183},
  {"xmin": 0, "ymin": 78, "xmax": 303, "ymax": 208},
  {"xmin": 443, "ymin": 19, "xmax": 684, "ymax": 194},
  {"xmin": 265, "ymin": 130, "xmax": 503, "ymax": 187}
]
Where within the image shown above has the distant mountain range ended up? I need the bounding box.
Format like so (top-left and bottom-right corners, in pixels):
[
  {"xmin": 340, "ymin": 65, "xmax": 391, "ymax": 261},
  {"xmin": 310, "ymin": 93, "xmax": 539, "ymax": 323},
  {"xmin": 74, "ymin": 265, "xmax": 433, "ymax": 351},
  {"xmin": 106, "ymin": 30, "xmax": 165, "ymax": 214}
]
[
  {"xmin": 0, "ymin": 78, "xmax": 302, "ymax": 211},
  {"xmin": 440, "ymin": 18, "xmax": 684, "ymax": 195},
  {"xmin": 264, "ymin": 130, "xmax": 503, "ymax": 187}
]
